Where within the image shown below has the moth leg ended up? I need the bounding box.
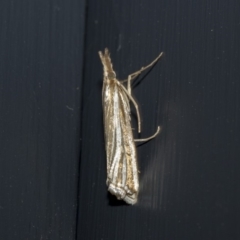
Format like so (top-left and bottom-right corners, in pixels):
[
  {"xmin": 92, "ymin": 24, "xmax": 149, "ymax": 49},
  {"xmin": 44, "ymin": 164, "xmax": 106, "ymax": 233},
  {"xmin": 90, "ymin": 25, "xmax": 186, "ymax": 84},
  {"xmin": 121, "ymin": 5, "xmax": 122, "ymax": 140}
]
[
  {"xmin": 118, "ymin": 52, "xmax": 163, "ymax": 133},
  {"xmin": 121, "ymin": 52, "xmax": 164, "ymax": 95},
  {"xmin": 134, "ymin": 126, "xmax": 160, "ymax": 142},
  {"xmin": 118, "ymin": 84, "xmax": 142, "ymax": 133}
]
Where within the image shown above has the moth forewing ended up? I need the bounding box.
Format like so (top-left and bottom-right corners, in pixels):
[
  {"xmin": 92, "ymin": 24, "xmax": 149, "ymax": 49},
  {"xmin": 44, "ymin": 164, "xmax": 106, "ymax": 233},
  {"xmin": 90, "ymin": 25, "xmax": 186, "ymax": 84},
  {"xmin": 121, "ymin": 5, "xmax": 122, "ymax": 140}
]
[
  {"xmin": 99, "ymin": 48, "xmax": 163, "ymax": 204},
  {"xmin": 102, "ymin": 71, "xmax": 139, "ymax": 204}
]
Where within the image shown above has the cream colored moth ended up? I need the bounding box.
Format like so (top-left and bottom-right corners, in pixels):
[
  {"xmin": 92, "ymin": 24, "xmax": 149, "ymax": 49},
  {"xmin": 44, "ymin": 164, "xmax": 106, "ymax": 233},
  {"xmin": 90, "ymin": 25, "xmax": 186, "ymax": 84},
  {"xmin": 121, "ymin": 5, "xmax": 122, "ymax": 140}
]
[{"xmin": 99, "ymin": 49, "xmax": 163, "ymax": 204}]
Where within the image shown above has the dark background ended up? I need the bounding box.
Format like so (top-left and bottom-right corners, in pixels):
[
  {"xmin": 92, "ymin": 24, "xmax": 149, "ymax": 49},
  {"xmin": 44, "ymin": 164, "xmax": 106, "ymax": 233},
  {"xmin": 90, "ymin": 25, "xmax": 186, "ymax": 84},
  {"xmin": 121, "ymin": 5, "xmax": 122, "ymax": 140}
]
[{"xmin": 0, "ymin": 0, "xmax": 240, "ymax": 239}]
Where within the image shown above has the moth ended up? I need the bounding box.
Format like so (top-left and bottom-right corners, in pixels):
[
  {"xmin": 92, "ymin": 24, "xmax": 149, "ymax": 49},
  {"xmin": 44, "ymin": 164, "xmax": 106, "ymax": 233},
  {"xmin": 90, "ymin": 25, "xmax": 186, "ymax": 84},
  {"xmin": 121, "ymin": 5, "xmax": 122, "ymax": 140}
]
[{"xmin": 99, "ymin": 48, "xmax": 163, "ymax": 204}]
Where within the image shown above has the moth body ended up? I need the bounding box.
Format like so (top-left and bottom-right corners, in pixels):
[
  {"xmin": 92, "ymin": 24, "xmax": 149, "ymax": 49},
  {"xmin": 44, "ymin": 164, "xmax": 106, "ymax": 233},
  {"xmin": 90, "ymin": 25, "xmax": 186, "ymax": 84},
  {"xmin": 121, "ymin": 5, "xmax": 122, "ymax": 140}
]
[{"xmin": 99, "ymin": 48, "xmax": 163, "ymax": 205}]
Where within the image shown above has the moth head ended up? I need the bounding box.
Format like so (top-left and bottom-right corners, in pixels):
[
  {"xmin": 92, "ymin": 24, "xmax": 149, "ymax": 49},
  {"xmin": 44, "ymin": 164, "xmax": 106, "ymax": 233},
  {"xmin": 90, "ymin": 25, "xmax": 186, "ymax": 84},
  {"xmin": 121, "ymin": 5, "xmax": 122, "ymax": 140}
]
[{"xmin": 99, "ymin": 48, "xmax": 116, "ymax": 80}]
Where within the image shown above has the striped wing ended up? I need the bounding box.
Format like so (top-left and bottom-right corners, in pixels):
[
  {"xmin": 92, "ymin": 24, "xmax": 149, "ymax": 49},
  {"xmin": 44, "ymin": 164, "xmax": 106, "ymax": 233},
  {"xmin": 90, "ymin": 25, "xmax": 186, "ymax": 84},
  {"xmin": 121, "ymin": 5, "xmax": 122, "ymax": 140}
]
[{"xmin": 102, "ymin": 80, "xmax": 139, "ymax": 204}]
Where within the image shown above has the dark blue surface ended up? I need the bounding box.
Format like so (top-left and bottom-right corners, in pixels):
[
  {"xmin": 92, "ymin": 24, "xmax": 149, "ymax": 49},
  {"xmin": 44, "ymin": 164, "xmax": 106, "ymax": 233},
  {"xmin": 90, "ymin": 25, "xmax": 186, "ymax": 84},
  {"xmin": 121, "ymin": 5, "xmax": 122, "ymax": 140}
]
[
  {"xmin": 0, "ymin": 0, "xmax": 240, "ymax": 239},
  {"xmin": 0, "ymin": 0, "xmax": 85, "ymax": 239},
  {"xmin": 78, "ymin": 0, "xmax": 240, "ymax": 240}
]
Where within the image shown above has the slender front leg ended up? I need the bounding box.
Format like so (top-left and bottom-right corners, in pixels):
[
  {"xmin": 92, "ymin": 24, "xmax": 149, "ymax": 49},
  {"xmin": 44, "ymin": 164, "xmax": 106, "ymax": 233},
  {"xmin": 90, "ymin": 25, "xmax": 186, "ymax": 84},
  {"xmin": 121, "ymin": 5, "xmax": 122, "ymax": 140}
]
[
  {"xmin": 123, "ymin": 52, "xmax": 164, "ymax": 95},
  {"xmin": 120, "ymin": 51, "xmax": 163, "ymax": 133}
]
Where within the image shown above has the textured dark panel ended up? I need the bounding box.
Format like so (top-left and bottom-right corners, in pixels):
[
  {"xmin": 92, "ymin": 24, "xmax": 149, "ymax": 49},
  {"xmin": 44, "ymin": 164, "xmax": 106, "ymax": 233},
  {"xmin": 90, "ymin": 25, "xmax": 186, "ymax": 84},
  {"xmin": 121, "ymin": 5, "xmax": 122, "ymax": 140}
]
[
  {"xmin": 0, "ymin": 0, "xmax": 85, "ymax": 239},
  {"xmin": 77, "ymin": 0, "xmax": 240, "ymax": 240}
]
